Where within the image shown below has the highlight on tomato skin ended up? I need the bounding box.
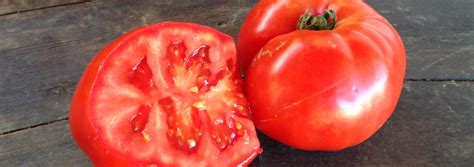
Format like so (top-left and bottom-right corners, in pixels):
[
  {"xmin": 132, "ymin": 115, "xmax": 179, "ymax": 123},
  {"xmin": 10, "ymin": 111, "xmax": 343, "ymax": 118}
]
[
  {"xmin": 240, "ymin": 0, "xmax": 406, "ymax": 151},
  {"xmin": 69, "ymin": 22, "xmax": 261, "ymax": 166}
]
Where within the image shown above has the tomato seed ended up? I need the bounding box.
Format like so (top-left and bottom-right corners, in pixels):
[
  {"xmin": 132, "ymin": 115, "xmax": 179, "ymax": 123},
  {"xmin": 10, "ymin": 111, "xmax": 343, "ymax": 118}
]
[
  {"xmin": 215, "ymin": 119, "xmax": 224, "ymax": 125},
  {"xmin": 189, "ymin": 86, "xmax": 199, "ymax": 93},
  {"xmin": 192, "ymin": 101, "xmax": 205, "ymax": 110},
  {"xmin": 165, "ymin": 106, "xmax": 203, "ymax": 153},
  {"xmin": 187, "ymin": 139, "xmax": 196, "ymax": 148},
  {"xmin": 142, "ymin": 131, "xmax": 151, "ymax": 142},
  {"xmin": 207, "ymin": 116, "xmax": 243, "ymax": 150},
  {"xmin": 235, "ymin": 123, "xmax": 242, "ymax": 130}
]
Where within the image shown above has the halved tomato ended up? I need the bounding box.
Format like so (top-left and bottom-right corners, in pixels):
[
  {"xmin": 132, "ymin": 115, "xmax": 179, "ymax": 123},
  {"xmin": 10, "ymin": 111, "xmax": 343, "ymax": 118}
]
[{"xmin": 70, "ymin": 22, "xmax": 261, "ymax": 166}]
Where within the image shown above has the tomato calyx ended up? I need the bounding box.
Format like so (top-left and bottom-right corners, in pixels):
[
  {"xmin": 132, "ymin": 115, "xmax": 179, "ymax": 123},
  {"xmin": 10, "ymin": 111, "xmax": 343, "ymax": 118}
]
[{"xmin": 297, "ymin": 10, "xmax": 336, "ymax": 30}]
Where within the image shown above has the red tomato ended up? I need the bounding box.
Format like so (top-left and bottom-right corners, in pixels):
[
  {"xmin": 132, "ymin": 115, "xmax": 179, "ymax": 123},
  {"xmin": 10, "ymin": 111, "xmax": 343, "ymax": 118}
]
[
  {"xmin": 70, "ymin": 22, "xmax": 261, "ymax": 166},
  {"xmin": 240, "ymin": 0, "xmax": 406, "ymax": 150}
]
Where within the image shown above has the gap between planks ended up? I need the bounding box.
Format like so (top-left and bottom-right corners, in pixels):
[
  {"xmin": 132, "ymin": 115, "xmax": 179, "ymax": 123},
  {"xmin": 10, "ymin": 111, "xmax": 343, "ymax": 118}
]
[
  {"xmin": 405, "ymin": 79, "xmax": 474, "ymax": 82},
  {"xmin": 0, "ymin": 117, "xmax": 69, "ymax": 136},
  {"xmin": 0, "ymin": 0, "xmax": 92, "ymax": 17}
]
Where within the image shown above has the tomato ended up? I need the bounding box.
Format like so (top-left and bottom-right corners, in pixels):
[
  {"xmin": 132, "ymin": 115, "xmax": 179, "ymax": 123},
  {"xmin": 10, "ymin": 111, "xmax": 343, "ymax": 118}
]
[
  {"xmin": 240, "ymin": 0, "xmax": 406, "ymax": 150},
  {"xmin": 70, "ymin": 22, "xmax": 261, "ymax": 166}
]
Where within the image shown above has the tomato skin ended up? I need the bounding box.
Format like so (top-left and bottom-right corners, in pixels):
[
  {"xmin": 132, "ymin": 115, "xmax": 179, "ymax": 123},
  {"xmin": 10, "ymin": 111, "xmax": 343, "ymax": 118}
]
[
  {"xmin": 70, "ymin": 26, "xmax": 146, "ymax": 167},
  {"xmin": 243, "ymin": 0, "xmax": 406, "ymax": 150},
  {"xmin": 70, "ymin": 22, "xmax": 261, "ymax": 166},
  {"xmin": 237, "ymin": 0, "xmax": 329, "ymax": 74}
]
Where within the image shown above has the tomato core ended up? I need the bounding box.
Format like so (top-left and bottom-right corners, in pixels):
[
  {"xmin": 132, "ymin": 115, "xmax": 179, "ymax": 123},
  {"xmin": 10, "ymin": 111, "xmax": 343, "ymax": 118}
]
[{"xmin": 120, "ymin": 40, "xmax": 249, "ymax": 155}]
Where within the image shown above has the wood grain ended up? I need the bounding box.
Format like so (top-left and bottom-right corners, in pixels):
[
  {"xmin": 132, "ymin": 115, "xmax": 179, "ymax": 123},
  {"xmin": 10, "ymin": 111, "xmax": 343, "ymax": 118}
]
[
  {"xmin": 0, "ymin": 0, "xmax": 86, "ymax": 16},
  {"xmin": 366, "ymin": 0, "xmax": 474, "ymax": 80},
  {"xmin": 0, "ymin": 0, "xmax": 256, "ymax": 133},
  {"xmin": 0, "ymin": 82, "xmax": 472, "ymax": 166},
  {"xmin": 0, "ymin": 0, "xmax": 472, "ymax": 166},
  {"xmin": 1, "ymin": 0, "xmax": 472, "ymax": 134},
  {"xmin": 0, "ymin": 120, "xmax": 91, "ymax": 166}
]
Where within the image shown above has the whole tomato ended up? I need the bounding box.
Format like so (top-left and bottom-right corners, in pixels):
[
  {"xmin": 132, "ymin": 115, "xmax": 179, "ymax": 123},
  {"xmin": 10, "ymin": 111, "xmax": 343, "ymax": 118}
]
[
  {"xmin": 70, "ymin": 22, "xmax": 261, "ymax": 166},
  {"xmin": 239, "ymin": 0, "xmax": 406, "ymax": 150}
]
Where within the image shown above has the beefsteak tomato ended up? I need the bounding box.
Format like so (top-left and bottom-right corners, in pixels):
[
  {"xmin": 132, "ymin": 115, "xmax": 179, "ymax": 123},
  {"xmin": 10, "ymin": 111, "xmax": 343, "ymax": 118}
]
[
  {"xmin": 240, "ymin": 0, "xmax": 406, "ymax": 150},
  {"xmin": 70, "ymin": 22, "xmax": 261, "ymax": 166}
]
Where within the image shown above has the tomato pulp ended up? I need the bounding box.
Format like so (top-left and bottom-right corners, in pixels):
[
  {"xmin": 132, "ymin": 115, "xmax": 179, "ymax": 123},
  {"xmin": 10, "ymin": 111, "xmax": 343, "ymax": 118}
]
[
  {"xmin": 240, "ymin": 0, "xmax": 406, "ymax": 150},
  {"xmin": 70, "ymin": 22, "xmax": 261, "ymax": 166}
]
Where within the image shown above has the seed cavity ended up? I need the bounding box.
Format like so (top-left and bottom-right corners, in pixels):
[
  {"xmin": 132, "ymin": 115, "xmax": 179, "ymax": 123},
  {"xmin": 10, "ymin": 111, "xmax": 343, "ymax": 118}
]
[
  {"xmin": 164, "ymin": 41, "xmax": 187, "ymax": 87},
  {"xmin": 130, "ymin": 105, "xmax": 152, "ymax": 133},
  {"xmin": 158, "ymin": 97, "xmax": 175, "ymax": 113},
  {"xmin": 167, "ymin": 41, "xmax": 186, "ymax": 63},
  {"xmin": 163, "ymin": 103, "xmax": 203, "ymax": 153},
  {"xmin": 231, "ymin": 98, "xmax": 251, "ymax": 118},
  {"xmin": 129, "ymin": 57, "xmax": 154, "ymax": 93},
  {"xmin": 226, "ymin": 59, "xmax": 234, "ymax": 71},
  {"xmin": 186, "ymin": 45, "xmax": 210, "ymax": 68},
  {"xmin": 208, "ymin": 116, "xmax": 244, "ymax": 150}
]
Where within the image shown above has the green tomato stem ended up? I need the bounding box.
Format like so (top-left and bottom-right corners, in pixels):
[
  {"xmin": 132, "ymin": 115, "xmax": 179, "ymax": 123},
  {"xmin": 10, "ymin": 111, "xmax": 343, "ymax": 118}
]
[{"xmin": 297, "ymin": 10, "xmax": 336, "ymax": 30}]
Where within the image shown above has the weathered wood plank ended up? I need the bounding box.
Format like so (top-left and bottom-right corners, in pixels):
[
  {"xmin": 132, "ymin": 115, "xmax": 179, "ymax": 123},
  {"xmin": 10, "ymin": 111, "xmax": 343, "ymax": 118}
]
[
  {"xmin": 366, "ymin": 0, "xmax": 474, "ymax": 80},
  {"xmin": 0, "ymin": 120, "xmax": 91, "ymax": 166},
  {"xmin": 250, "ymin": 81, "xmax": 474, "ymax": 166},
  {"xmin": 0, "ymin": 0, "xmax": 86, "ymax": 16},
  {"xmin": 0, "ymin": 0, "xmax": 471, "ymax": 134},
  {"xmin": 0, "ymin": 0, "xmax": 257, "ymax": 133},
  {"xmin": 0, "ymin": 82, "xmax": 472, "ymax": 166},
  {"xmin": 0, "ymin": 0, "xmax": 472, "ymax": 166}
]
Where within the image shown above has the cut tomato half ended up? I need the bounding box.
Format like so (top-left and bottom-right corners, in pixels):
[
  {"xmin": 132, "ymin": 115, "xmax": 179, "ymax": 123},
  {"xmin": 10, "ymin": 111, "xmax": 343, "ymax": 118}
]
[{"xmin": 70, "ymin": 22, "xmax": 261, "ymax": 166}]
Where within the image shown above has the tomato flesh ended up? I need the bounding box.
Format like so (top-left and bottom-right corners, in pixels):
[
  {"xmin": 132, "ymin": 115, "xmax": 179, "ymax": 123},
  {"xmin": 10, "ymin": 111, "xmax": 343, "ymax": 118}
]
[{"xmin": 70, "ymin": 22, "xmax": 261, "ymax": 166}]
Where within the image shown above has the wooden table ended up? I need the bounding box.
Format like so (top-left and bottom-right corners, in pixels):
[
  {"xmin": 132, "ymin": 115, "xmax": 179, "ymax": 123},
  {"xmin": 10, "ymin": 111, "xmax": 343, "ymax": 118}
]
[{"xmin": 0, "ymin": 0, "xmax": 472, "ymax": 166}]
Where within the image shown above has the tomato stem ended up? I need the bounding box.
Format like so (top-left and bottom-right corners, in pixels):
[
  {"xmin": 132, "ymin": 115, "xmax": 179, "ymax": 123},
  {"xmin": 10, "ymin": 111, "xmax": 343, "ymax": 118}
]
[{"xmin": 297, "ymin": 10, "xmax": 336, "ymax": 30}]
